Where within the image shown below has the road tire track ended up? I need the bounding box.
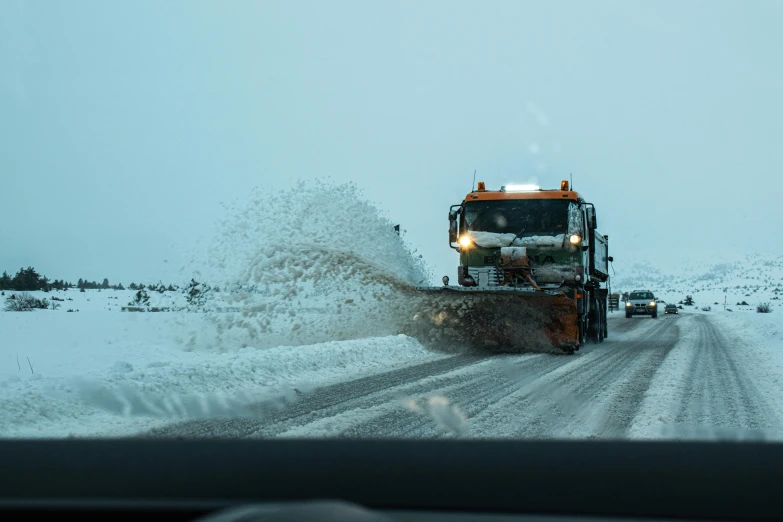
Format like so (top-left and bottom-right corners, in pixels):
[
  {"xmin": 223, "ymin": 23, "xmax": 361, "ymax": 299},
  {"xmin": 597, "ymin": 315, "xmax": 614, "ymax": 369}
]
[
  {"xmin": 150, "ymin": 316, "xmax": 679, "ymax": 439},
  {"xmin": 672, "ymin": 315, "xmax": 778, "ymax": 437}
]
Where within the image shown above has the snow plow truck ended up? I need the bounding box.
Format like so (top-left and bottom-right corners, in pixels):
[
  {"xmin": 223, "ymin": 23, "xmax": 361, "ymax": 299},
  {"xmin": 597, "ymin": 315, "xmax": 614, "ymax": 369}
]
[{"xmin": 412, "ymin": 180, "xmax": 611, "ymax": 354}]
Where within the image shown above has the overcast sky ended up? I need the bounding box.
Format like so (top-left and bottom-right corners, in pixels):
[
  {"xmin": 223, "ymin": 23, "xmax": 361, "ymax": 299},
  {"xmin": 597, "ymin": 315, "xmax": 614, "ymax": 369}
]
[{"xmin": 2, "ymin": 0, "xmax": 782, "ymax": 284}]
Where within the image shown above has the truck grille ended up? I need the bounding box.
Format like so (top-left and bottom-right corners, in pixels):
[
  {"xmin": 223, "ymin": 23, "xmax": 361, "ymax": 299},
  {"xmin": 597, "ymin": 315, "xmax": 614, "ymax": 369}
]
[
  {"xmin": 467, "ymin": 266, "xmax": 562, "ymax": 289},
  {"xmin": 468, "ymin": 266, "xmax": 502, "ymax": 287}
]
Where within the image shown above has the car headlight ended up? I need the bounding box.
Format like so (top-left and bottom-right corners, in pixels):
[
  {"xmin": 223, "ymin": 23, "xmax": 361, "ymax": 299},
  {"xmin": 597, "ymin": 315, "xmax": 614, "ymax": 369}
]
[
  {"xmin": 626, "ymin": 302, "xmax": 632, "ymax": 307},
  {"xmin": 458, "ymin": 235, "xmax": 472, "ymax": 247},
  {"xmin": 650, "ymin": 301, "xmax": 656, "ymax": 306}
]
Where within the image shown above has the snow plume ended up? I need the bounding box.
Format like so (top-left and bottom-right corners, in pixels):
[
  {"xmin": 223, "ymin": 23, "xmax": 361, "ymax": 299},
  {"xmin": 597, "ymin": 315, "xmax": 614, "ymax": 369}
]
[{"xmin": 187, "ymin": 180, "xmax": 432, "ymax": 350}]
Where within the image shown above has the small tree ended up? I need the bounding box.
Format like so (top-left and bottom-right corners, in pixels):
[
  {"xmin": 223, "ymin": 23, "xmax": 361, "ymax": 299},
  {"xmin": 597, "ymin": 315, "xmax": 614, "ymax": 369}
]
[
  {"xmin": 184, "ymin": 279, "xmax": 211, "ymax": 309},
  {"xmin": 684, "ymin": 295, "xmax": 694, "ymax": 306},
  {"xmin": 129, "ymin": 289, "xmax": 150, "ymax": 307}
]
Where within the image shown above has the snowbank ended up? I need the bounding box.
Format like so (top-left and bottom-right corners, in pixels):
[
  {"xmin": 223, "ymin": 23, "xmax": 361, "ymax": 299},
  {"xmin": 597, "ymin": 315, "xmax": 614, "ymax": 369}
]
[{"xmin": 0, "ymin": 306, "xmax": 441, "ymax": 438}]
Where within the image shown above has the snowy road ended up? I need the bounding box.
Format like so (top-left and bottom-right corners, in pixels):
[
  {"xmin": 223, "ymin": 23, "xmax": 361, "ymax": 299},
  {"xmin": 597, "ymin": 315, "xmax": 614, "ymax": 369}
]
[{"xmin": 147, "ymin": 311, "xmax": 783, "ymax": 440}]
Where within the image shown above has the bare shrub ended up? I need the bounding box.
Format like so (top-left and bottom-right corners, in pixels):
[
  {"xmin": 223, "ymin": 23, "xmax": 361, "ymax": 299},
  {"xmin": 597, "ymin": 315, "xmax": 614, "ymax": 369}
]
[
  {"xmin": 757, "ymin": 302, "xmax": 772, "ymax": 313},
  {"xmin": 4, "ymin": 293, "xmax": 42, "ymax": 312}
]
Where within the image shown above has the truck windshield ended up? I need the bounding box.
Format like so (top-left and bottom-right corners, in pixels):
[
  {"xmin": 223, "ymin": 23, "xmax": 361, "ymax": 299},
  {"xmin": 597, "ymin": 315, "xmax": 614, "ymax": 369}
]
[{"xmin": 463, "ymin": 199, "xmax": 571, "ymax": 237}]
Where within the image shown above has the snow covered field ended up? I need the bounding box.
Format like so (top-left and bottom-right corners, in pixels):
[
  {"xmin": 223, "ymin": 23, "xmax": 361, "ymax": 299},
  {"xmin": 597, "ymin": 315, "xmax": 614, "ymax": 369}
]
[
  {"xmin": 0, "ymin": 290, "xmax": 446, "ymax": 438},
  {"xmin": 3, "ymin": 288, "xmax": 782, "ymax": 440},
  {"xmin": 613, "ymin": 252, "xmax": 783, "ymax": 311}
]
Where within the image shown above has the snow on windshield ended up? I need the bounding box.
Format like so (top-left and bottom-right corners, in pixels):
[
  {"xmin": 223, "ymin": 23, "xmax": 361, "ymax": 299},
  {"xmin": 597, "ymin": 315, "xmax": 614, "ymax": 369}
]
[{"xmin": 469, "ymin": 231, "xmax": 567, "ymax": 249}]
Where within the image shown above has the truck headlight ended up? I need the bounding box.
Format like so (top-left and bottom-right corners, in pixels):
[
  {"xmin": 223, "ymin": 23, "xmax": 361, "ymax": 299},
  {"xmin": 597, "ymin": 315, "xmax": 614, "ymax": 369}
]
[
  {"xmin": 458, "ymin": 235, "xmax": 472, "ymax": 247},
  {"xmin": 569, "ymin": 234, "xmax": 581, "ymax": 244}
]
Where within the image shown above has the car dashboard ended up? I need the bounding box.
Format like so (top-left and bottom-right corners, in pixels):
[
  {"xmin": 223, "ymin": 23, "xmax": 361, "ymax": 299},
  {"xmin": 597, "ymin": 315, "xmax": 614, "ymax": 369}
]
[{"xmin": 1, "ymin": 439, "xmax": 782, "ymax": 521}]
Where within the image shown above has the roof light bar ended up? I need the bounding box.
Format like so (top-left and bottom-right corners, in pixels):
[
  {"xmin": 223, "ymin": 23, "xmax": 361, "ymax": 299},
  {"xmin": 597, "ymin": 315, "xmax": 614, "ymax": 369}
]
[{"xmin": 503, "ymin": 184, "xmax": 540, "ymax": 192}]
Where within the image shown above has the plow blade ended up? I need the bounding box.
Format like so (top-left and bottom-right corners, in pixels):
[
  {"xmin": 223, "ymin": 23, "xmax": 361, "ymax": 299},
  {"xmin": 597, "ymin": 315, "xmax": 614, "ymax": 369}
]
[{"xmin": 403, "ymin": 287, "xmax": 579, "ymax": 353}]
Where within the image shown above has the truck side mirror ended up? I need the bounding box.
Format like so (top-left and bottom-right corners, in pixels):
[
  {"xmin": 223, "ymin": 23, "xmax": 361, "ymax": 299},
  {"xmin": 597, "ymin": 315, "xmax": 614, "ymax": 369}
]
[
  {"xmin": 448, "ymin": 218, "xmax": 458, "ymax": 243},
  {"xmin": 448, "ymin": 205, "xmax": 462, "ymax": 247}
]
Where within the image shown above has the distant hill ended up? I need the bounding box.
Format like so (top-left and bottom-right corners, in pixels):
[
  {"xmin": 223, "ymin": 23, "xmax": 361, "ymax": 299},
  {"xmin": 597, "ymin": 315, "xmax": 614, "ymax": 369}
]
[{"xmin": 611, "ymin": 252, "xmax": 783, "ymax": 310}]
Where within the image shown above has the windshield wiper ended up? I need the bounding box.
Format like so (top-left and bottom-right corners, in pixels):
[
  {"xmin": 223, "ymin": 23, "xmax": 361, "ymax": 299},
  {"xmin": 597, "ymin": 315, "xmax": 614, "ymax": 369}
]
[{"xmin": 509, "ymin": 219, "xmax": 529, "ymax": 246}]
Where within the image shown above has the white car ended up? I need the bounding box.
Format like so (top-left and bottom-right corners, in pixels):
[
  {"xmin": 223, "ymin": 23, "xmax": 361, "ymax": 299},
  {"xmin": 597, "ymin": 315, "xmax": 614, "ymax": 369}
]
[{"xmin": 625, "ymin": 290, "xmax": 658, "ymax": 318}]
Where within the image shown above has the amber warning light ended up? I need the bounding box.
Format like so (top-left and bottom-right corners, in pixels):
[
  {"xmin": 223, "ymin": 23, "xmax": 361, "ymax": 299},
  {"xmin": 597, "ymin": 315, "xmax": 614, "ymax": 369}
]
[{"xmin": 561, "ymin": 180, "xmax": 569, "ymax": 191}]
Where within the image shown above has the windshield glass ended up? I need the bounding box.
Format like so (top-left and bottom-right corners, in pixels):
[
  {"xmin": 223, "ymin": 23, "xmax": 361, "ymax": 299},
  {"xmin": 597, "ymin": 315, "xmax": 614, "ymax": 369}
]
[
  {"xmin": 463, "ymin": 199, "xmax": 570, "ymax": 237},
  {"xmin": 2, "ymin": 0, "xmax": 782, "ymax": 446}
]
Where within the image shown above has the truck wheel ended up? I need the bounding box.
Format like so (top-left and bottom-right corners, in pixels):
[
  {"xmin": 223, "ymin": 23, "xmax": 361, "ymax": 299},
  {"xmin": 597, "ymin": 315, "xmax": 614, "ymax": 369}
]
[
  {"xmin": 595, "ymin": 301, "xmax": 606, "ymax": 343},
  {"xmin": 598, "ymin": 314, "xmax": 604, "ymax": 343},
  {"xmin": 587, "ymin": 299, "xmax": 601, "ymax": 343},
  {"xmin": 602, "ymin": 306, "xmax": 608, "ymax": 339}
]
